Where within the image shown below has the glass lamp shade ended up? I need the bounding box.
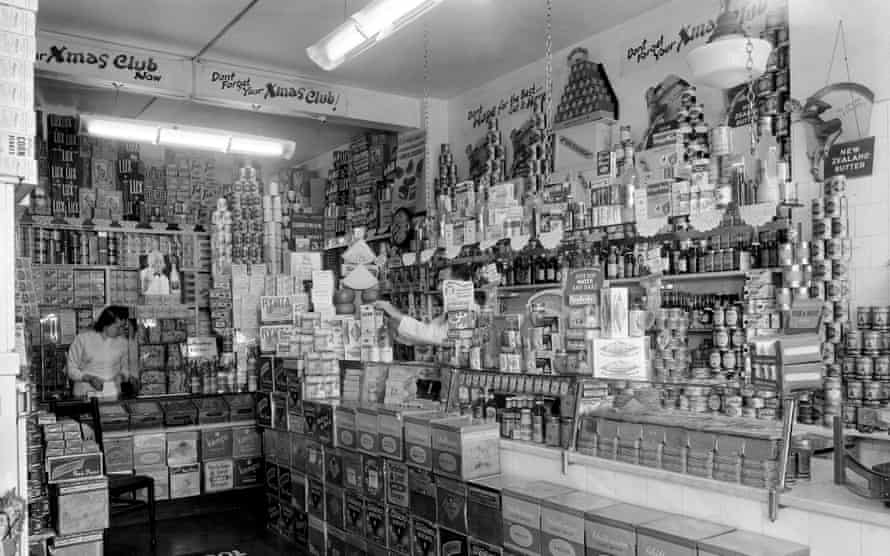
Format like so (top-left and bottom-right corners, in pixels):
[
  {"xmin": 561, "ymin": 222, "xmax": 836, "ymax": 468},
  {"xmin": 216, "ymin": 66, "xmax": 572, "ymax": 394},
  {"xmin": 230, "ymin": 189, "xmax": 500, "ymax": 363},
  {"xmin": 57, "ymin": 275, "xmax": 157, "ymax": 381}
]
[{"xmin": 686, "ymin": 35, "xmax": 772, "ymax": 89}]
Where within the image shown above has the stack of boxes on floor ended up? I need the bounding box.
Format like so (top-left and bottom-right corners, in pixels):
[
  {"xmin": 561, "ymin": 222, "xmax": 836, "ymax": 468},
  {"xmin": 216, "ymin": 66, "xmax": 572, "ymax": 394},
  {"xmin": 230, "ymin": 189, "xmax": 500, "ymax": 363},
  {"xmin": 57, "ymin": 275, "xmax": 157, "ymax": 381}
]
[
  {"xmin": 260, "ymin": 396, "xmax": 508, "ymax": 556},
  {"xmin": 34, "ymin": 411, "xmax": 108, "ymax": 555},
  {"xmin": 101, "ymin": 396, "xmax": 262, "ymax": 503}
]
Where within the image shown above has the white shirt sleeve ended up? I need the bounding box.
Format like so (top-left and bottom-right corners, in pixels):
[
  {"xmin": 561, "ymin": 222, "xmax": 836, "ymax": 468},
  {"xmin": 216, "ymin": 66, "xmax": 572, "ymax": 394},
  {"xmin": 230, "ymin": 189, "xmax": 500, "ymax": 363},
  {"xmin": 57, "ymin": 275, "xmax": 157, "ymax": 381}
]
[
  {"xmin": 66, "ymin": 334, "xmax": 87, "ymax": 381},
  {"xmin": 396, "ymin": 316, "xmax": 448, "ymax": 347}
]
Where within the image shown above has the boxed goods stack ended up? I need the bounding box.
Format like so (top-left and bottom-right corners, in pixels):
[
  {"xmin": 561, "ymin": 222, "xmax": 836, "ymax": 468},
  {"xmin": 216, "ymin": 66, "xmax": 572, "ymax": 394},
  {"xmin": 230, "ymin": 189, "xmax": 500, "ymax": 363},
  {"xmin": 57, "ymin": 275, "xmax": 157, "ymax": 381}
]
[
  {"xmin": 47, "ymin": 114, "xmax": 80, "ymax": 219},
  {"xmin": 230, "ymin": 166, "xmax": 264, "ymax": 264}
]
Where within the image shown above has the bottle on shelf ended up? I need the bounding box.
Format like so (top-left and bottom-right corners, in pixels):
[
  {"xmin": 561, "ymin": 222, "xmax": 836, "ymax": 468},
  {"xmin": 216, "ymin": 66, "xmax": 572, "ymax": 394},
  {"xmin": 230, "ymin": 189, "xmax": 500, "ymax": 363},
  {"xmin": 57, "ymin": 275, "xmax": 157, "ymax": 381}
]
[
  {"xmin": 532, "ymin": 397, "xmax": 546, "ymax": 444},
  {"xmin": 484, "ymin": 389, "xmax": 498, "ymax": 423}
]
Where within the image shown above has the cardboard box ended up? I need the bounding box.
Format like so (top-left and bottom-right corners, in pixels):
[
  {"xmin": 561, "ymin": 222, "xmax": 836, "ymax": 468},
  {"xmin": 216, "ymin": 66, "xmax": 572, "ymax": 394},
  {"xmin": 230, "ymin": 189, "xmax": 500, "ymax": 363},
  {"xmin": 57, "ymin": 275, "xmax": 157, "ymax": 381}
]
[
  {"xmin": 103, "ymin": 436, "xmax": 133, "ymax": 473},
  {"xmin": 438, "ymin": 527, "xmax": 467, "ymax": 556},
  {"xmin": 266, "ymin": 463, "xmax": 280, "ymax": 495},
  {"xmin": 328, "ymin": 525, "xmax": 347, "ymax": 556},
  {"xmin": 365, "ymin": 500, "xmax": 387, "ymax": 547},
  {"xmin": 467, "ymin": 475, "xmax": 523, "ymax": 547},
  {"xmin": 469, "ymin": 539, "xmax": 501, "ymax": 556},
  {"xmin": 501, "ymin": 482, "xmax": 574, "ymax": 555},
  {"xmin": 590, "ymin": 337, "xmax": 649, "ymax": 381},
  {"xmin": 540, "ymin": 491, "xmax": 615, "ymax": 556},
  {"xmin": 132, "ymin": 433, "xmax": 166, "ymax": 468},
  {"xmin": 430, "ymin": 418, "xmax": 500, "ymax": 481},
  {"xmin": 203, "ymin": 458, "xmax": 234, "ymax": 493},
  {"xmin": 169, "ymin": 464, "xmax": 201, "ymax": 499},
  {"xmin": 294, "ymin": 508, "xmax": 309, "ymax": 547},
  {"xmin": 48, "ymin": 531, "xmax": 104, "ymax": 556},
  {"xmin": 408, "ymin": 467, "xmax": 437, "ymax": 523},
  {"xmin": 412, "ymin": 517, "xmax": 439, "ymax": 556},
  {"xmin": 637, "ymin": 516, "xmax": 734, "ymax": 556},
  {"xmin": 404, "ymin": 413, "xmax": 447, "ymax": 470},
  {"xmin": 344, "ymin": 492, "xmax": 365, "ymax": 536},
  {"xmin": 436, "ymin": 476, "xmax": 467, "ymax": 534},
  {"xmin": 202, "ymin": 428, "xmax": 233, "ymax": 460},
  {"xmin": 51, "ymin": 478, "xmax": 109, "ymax": 536},
  {"xmin": 263, "ymin": 429, "xmax": 279, "ymax": 463},
  {"xmin": 356, "ymin": 406, "xmax": 379, "ymax": 456},
  {"xmin": 279, "ymin": 466, "xmax": 292, "ymax": 495},
  {"xmin": 166, "ymin": 431, "xmax": 199, "ymax": 466},
  {"xmin": 266, "ymin": 493, "xmax": 282, "ymax": 534},
  {"xmin": 134, "ymin": 465, "xmax": 169, "ymax": 501},
  {"xmin": 347, "ymin": 533, "xmax": 368, "ymax": 556},
  {"xmin": 234, "ymin": 457, "xmax": 262, "ymax": 488},
  {"xmin": 386, "ymin": 460, "xmax": 410, "ymax": 508},
  {"xmin": 388, "ymin": 506, "xmax": 411, "ymax": 555},
  {"xmin": 378, "ymin": 407, "xmax": 429, "ymax": 461},
  {"xmin": 291, "ymin": 432, "xmax": 308, "ymax": 474},
  {"xmin": 317, "ymin": 401, "xmax": 338, "ymax": 447}
]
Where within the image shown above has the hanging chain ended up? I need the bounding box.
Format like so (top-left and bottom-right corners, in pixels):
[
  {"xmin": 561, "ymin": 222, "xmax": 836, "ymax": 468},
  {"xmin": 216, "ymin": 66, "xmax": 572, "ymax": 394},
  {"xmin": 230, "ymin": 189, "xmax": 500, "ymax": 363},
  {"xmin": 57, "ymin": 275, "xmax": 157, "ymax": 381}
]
[
  {"xmin": 423, "ymin": 20, "xmax": 433, "ymax": 213},
  {"xmin": 745, "ymin": 36, "xmax": 758, "ymax": 155},
  {"xmin": 544, "ymin": 0, "xmax": 554, "ymax": 181}
]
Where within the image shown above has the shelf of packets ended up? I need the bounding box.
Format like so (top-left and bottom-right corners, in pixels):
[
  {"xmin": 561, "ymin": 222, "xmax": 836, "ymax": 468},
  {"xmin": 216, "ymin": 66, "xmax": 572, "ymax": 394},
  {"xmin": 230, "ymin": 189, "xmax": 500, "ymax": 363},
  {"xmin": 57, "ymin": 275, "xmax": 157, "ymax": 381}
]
[
  {"xmin": 260, "ymin": 399, "xmax": 507, "ymax": 556},
  {"xmin": 101, "ymin": 422, "xmax": 264, "ymax": 501},
  {"xmin": 97, "ymin": 393, "xmax": 257, "ymax": 432}
]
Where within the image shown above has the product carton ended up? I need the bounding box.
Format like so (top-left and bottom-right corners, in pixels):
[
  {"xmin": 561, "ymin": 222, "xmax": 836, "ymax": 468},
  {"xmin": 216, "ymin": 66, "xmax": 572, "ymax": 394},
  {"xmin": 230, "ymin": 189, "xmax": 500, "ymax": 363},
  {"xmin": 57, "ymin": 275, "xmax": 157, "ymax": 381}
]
[
  {"xmin": 467, "ymin": 475, "xmax": 525, "ymax": 547},
  {"xmin": 585, "ymin": 502, "xmax": 671, "ymax": 556},
  {"xmin": 307, "ymin": 439, "xmax": 325, "ymax": 480},
  {"xmin": 201, "ymin": 428, "xmax": 233, "ymax": 460},
  {"xmin": 48, "ymin": 531, "xmax": 104, "ymax": 556},
  {"xmin": 540, "ymin": 491, "xmax": 615, "ymax": 556},
  {"xmin": 697, "ymin": 529, "xmax": 810, "ymax": 556},
  {"xmin": 411, "ymin": 517, "xmax": 439, "ymax": 556},
  {"xmin": 291, "ymin": 431, "xmax": 308, "ymax": 474},
  {"xmin": 328, "ymin": 526, "xmax": 347, "ymax": 556},
  {"xmin": 590, "ymin": 337, "xmax": 649, "ymax": 381},
  {"xmin": 103, "ymin": 436, "xmax": 134, "ymax": 473},
  {"xmin": 378, "ymin": 407, "xmax": 437, "ymax": 461},
  {"xmin": 599, "ymin": 288, "xmax": 629, "ymax": 339},
  {"xmin": 439, "ymin": 527, "xmax": 468, "ymax": 556},
  {"xmin": 132, "ymin": 433, "xmax": 166, "ymax": 468},
  {"xmin": 308, "ymin": 515, "xmax": 327, "ymax": 556},
  {"xmin": 363, "ymin": 455, "xmax": 384, "ymax": 499},
  {"xmin": 469, "ymin": 539, "xmax": 501, "ymax": 556},
  {"xmin": 234, "ymin": 457, "xmax": 262, "ymax": 488},
  {"xmin": 336, "ymin": 404, "xmax": 358, "ymax": 450},
  {"xmin": 308, "ymin": 477, "xmax": 326, "ymax": 520},
  {"xmin": 263, "ymin": 429, "xmax": 279, "ymax": 463},
  {"xmin": 637, "ymin": 515, "xmax": 734, "ymax": 556},
  {"xmin": 408, "ymin": 467, "xmax": 437, "ymax": 523},
  {"xmin": 436, "ymin": 476, "xmax": 467, "ymax": 534},
  {"xmin": 387, "ymin": 506, "xmax": 411, "ymax": 555},
  {"xmin": 385, "ymin": 460, "xmax": 410, "ymax": 508},
  {"xmin": 342, "ymin": 449, "xmax": 364, "ymax": 493},
  {"xmin": 51, "ymin": 477, "xmax": 109, "ymax": 536},
  {"xmin": 326, "ymin": 447, "xmax": 344, "ymax": 487},
  {"xmin": 203, "ymin": 458, "xmax": 234, "ymax": 493},
  {"xmin": 430, "ymin": 418, "xmax": 500, "ymax": 480},
  {"xmin": 134, "ymin": 465, "xmax": 169, "ymax": 500},
  {"xmin": 294, "ymin": 508, "xmax": 309, "ymax": 547},
  {"xmin": 265, "ymin": 463, "xmax": 279, "ymax": 495},
  {"xmin": 317, "ymin": 400, "xmax": 339, "ymax": 447},
  {"xmin": 365, "ymin": 500, "xmax": 387, "ymax": 547},
  {"xmin": 292, "ymin": 472, "xmax": 308, "ymax": 511},
  {"xmin": 346, "ymin": 534, "xmax": 367, "ymax": 556},
  {"xmin": 356, "ymin": 406, "xmax": 380, "ymax": 455},
  {"xmin": 404, "ymin": 413, "xmax": 449, "ymax": 470},
  {"xmin": 278, "ymin": 466, "xmax": 292, "ymax": 496},
  {"xmin": 344, "ymin": 492, "xmax": 365, "ymax": 536},
  {"xmin": 169, "ymin": 464, "xmax": 201, "ymax": 499},
  {"xmin": 166, "ymin": 431, "xmax": 199, "ymax": 466},
  {"xmin": 326, "ymin": 484, "xmax": 345, "ymax": 531},
  {"xmin": 501, "ymin": 481, "xmax": 574, "ymax": 556}
]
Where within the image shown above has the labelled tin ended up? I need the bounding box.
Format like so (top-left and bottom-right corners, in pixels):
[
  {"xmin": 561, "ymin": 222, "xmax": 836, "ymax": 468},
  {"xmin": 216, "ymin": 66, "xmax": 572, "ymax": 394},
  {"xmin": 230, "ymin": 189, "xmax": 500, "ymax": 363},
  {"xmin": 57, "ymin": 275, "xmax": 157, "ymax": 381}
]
[
  {"xmin": 812, "ymin": 218, "xmax": 831, "ymax": 239},
  {"xmin": 824, "ymin": 195, "xmax": 842, "ymax": 218},
  {"xmin": 826, "ymin": 175, "xmax": 847, "ymax": 194},
  {"xmin": 874, "ymin": 307, "xmax": 890, "ymax": 329},
  {"xmin": 811, "ymin": 198, "xmax": 824, "ymax": 218},
  {"xmin": 847, "ymin": 380, "xmax": 864, "ymax": 400},
  {"xmin": 825, "ymin": 239, "xmax": 843, "ymax": 259},
  {"xmin": 831, "ymin": 217, "xmax": 848, "ymax": 238}
]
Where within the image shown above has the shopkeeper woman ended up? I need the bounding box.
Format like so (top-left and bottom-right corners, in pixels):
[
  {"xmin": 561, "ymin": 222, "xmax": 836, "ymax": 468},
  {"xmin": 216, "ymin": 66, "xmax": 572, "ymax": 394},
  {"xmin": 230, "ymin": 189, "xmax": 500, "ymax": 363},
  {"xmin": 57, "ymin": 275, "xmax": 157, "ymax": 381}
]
[{"xmin": 66, "ymin": 305, "xmax": 132, "ymax": 399}]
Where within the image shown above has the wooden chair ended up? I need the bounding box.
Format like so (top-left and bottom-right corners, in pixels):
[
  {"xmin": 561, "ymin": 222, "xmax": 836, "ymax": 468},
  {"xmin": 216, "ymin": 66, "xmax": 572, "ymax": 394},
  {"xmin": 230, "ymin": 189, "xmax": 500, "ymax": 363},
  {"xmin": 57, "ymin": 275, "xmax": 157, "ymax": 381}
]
[{"xmin": 50, "ymin": 398, "xmax": 157, "ymax": 547}]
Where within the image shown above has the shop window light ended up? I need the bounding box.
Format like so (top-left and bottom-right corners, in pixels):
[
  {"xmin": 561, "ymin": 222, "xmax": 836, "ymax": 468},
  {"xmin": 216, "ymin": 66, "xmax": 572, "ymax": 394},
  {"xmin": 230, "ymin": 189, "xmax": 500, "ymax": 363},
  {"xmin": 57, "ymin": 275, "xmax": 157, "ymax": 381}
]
[{"xmin": 307, "ymin": 0, "xmax": 446, "ymax": 71}]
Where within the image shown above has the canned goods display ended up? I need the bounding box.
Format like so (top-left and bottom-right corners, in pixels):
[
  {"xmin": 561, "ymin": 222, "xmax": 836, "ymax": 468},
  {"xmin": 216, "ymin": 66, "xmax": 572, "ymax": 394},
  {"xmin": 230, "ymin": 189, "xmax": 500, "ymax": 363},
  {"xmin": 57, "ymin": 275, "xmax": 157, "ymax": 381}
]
[
  {"xmin": 874, "ymin": 307, "xmax": 890, "ymax": 329},
  {"xmin": 864, "ymin": 331, "xmax": 883, "ymax": 354},
  {"xmin": 856, "ymin": 357, "xmax": 874, "ymax": 379}
]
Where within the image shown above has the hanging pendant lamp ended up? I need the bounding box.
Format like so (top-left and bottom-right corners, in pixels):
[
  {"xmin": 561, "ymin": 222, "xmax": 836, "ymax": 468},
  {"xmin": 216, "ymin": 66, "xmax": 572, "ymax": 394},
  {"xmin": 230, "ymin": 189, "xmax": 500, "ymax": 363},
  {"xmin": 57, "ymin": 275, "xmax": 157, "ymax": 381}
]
[{"xmin": 685, "ymin": 0, "xmax": 772, "ymax": 89}]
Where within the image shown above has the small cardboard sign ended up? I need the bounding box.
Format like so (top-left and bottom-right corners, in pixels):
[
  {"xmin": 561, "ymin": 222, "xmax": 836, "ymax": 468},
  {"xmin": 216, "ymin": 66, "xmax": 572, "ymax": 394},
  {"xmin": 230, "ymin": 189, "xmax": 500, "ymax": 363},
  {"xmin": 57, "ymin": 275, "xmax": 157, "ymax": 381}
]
[
  {"xmin": 186, "ymin": 336, "xmax": 218, "ymax": 360},
  {"xmin": 565, "ymin": 268, "xmax": 603, "ymax": 306},
  {"xmin": 824, "ymin": 136, "xmax": 875, "ymax": 179}
]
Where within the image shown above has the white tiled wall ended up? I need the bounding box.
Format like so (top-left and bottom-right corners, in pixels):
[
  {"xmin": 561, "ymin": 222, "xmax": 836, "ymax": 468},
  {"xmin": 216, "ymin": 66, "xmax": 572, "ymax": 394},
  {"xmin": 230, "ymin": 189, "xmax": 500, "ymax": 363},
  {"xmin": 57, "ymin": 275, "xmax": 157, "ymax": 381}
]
[{"xmin": 501, "ymin": 448, "xmax": 889, "ymax": 555}]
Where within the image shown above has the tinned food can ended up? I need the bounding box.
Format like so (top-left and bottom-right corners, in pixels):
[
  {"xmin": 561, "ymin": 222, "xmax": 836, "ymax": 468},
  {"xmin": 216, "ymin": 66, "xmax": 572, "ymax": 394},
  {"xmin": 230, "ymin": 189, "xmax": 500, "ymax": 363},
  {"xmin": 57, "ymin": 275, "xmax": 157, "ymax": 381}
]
[
  {"xmin": 811, "ymin": 239, "xmax": 825, "ymax": 261},
  {"xmin": 825, "ymin": 321, "xmax": 843, "ymax": 343},
  {"xmin": 864, "ymin": 330, "xmax": 883, "ymax": 354},
  {"xmin": 873, "ymin": 307, "xmax": 890, "ymax": 329},
  {"xmin": 875, "ymin": 356, "xmax": 890, "ymax": 378},
  {"xmin": 856, "ymin": 357, "xmax": 874, "ymax": 379},
  {"xmin": 834, "ymin": 301, "xmax": 848, "ymax": 323},
  {"xmin": 846, "ymin": 330, "xmax": 862, "ymax": 354},
  {"xmin": 847, "ymin": 380, "xmax": 864, "ymax": 400},
  {"xmin": 824, "ymin": 195, "xmax": 843, "ymax": 218},
  {"xmin": 812, "ymin": 218, "xmax": 831, "ymax": 240},
  {"xmin": 857, "ymin": 306, "xmax": 872, "ymax": 329},
  {"xmin": 865, "ymin": 381, "xmax": 884, "ymax": 402},
  {"xmin": 826, "ymin": 175, "xmax": 847, "ymax": 194}
]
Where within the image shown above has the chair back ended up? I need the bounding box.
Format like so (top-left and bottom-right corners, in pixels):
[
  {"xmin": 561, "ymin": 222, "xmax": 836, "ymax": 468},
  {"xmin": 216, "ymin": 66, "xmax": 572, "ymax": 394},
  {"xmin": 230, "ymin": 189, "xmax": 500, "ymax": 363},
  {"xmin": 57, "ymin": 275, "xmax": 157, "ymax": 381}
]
[{"xmin": 49, "ymin": 398, "xmax": 104, "ymax": 450}]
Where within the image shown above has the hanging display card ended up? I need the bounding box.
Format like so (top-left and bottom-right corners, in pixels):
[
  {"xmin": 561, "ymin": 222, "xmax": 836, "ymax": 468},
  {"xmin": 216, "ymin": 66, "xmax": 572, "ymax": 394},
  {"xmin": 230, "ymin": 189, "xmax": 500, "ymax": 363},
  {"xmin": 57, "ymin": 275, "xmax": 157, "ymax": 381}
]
[{"xmin": 443, "ymin": 281, "xmax": 475, "ymax": 313}]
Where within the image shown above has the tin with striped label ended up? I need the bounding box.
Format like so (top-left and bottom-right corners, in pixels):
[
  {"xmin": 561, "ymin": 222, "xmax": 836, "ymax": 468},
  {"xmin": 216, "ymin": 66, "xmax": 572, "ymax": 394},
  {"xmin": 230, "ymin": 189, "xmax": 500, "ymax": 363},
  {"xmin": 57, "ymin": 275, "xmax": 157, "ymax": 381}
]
[
  {"xmin": 811, "ymin": 239, "xmax": 825, "ymax": 261},
  {"xmin": 826, "ymin": 322, "xmax": 843, "ymax": 342},
  {"xmin": 809, "ymin": 282, "xmax": 826, "ymax": 300},
  {"xmin": 831, "ymin": 217, "xmax": 848, "ymax": 237},
  {"xmin": 825, "ymin": 239, "xmax": 843, "ymax": 259},
  {"xmin": 864, "ymin": 331, "xmax": 883, "ymax": 354},
  {"xmin": 857, "ymin": 307, "xmax": 872, "ymax": 329},
  {"xmin": 834, "ymin": 301, "xmax": 849, "ymax": 323},
  {"xmin": 812, "ymin": 218, "xmax": 831, "ymax": 239},
  {"xmin": 856, "ymin": 357, "xmax": 875, "ymax": 379},
  {"xmin": 824, "ymin": 195, "xmax": 843, "ymax": 218},
  {"xmin": 826, "ymin": 175, "xmax": 847, "ymax": 194},
  {"xmin": 874, "ymin": 307, "xmax": 890, "ymax": 329}
]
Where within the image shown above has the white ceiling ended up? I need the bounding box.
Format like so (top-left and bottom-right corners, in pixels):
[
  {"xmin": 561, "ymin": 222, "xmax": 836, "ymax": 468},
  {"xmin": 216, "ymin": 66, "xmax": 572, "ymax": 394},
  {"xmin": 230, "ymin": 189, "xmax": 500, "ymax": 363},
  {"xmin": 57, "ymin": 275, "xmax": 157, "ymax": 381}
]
[
  {"xmin": 37, "ymin": 0, "xmax": 671, "ymax": 98},
  {"xmin": 36, "ymin": 76, "xmax": 366, "ymax": 164}
]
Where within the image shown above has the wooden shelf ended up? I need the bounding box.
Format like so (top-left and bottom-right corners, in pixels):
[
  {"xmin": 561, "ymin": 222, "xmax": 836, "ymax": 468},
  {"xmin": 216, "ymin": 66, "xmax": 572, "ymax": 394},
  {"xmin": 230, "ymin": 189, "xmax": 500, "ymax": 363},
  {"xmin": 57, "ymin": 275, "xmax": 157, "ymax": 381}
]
[
  {"xmin": 103, "ymin": 419, "xmax": 256, "ymax": 439},
  {"xmin": 21, "ymin": 219, "xmax": 210, "ymax": 237},
  {"xmin": 498, "ymin": 283, "xmax": 561, "ymax": 294},
  {"xmin": 609, "ymin": 268, "xmax": 781, "ymax": 286}
]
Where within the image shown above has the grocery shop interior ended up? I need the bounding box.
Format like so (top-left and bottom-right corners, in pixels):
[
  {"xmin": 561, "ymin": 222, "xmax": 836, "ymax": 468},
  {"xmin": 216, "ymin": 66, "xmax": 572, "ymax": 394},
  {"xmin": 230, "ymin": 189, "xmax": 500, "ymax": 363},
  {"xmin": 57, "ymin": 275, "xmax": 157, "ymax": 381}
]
[{"xmin": 1, "ymin": 0, "xmax": 890, "ymax": 555}]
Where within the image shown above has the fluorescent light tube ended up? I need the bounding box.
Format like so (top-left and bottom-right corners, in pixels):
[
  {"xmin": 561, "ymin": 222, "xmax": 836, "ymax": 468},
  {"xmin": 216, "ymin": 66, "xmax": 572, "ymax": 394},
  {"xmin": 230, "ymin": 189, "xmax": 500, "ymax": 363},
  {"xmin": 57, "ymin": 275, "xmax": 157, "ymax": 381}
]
[
  {"xmin": 307, "ymin": 0, "xmax": 446, "ymax": 71},
  {"xmin": 85, "ymin": 118, "xmax": 159, "ymax": 143},
  {"xmin": 230, "ymin": 136, "xmax": 294, "ymax": 158},
  {"xmin": 159, "ymin": 128, "xmax": 229, "ymax": 152}
]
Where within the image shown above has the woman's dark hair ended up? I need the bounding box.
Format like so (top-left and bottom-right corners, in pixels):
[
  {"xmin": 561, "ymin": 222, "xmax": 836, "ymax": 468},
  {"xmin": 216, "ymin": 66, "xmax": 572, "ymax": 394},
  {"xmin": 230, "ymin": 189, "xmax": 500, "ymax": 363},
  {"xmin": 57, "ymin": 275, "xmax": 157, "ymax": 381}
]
[
  {"xmin": 127, "ymin": 318, "xmax": 139, "ymax": 338},
  {"xmin": 93, "ymin": 306, "xmax": 129, "ymax": 332}
]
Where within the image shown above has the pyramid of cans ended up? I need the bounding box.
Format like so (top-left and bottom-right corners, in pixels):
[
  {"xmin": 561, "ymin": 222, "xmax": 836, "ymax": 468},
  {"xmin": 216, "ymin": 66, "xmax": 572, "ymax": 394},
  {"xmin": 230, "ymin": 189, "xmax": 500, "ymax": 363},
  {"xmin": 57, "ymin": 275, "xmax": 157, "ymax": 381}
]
[
  {"xmin": 841, "ymin": 306, "xmax": 890, "ymax": 429},
  {"xmin": 230, "ymin": 165, "xmax": 264, "ymax": 264},
  {"xmin": 807, "ymin": 174, "xmax": 852, "ymax": 426},
  {"xmin": 675, "ymin": 87, "xmax": 711, "ymax": 172},
  {"xmin": 475, "ymin": 118, "xmax": 506, "ymax": 188}
]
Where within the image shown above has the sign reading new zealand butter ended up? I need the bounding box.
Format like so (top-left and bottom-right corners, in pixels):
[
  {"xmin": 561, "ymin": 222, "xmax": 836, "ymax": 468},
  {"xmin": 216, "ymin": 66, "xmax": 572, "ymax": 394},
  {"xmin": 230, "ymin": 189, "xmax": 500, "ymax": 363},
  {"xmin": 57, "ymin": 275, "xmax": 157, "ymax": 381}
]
[
  {"xmin": 824, "ymin": 136, "xmax": 876, "ymax": 179},
  {"xmin": 565, "ymin": 268, "xmax": 603, "ymax": 306},
  {"xmin": 194, "ymin": 61, "xmax": 344, "ymax": 116},
  {"xmin": 36, "ymin": 31, "xmax": 190, "ymax": 94}
]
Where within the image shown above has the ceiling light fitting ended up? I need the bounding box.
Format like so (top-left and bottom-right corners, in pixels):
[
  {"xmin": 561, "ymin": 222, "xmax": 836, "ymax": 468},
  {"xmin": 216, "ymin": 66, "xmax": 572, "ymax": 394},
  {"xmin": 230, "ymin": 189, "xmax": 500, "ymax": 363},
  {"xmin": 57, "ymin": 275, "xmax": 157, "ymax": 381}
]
[
  {"xmin": 307, "ymin": 0, "xmax": 446, "ymax": 71},
  {"xmin": 82, "ymin": 115, "xmax": 296, "ymax": 159},
  {"xmin": 685, "ymin": 0, "xmax": 772, "ymax": 89}
]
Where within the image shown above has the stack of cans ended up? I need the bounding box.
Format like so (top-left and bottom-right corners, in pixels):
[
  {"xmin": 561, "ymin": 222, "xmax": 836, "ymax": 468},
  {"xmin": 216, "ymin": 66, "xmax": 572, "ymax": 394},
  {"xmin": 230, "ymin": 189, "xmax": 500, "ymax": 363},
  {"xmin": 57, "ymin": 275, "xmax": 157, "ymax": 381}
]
[
  {"xmin": 839, "ymin": 305, "xmax": 890, "ymax": 429},
  {"xmin": 675, "ymin": 86, "xmax": 712, "ymax": 173},
  {"xmin": 616, "ymin": 423, "xmax": 640, "ymax": 465},
  {"xmin": 262, "ymin": 184, "xmax": 283, "ymax": 274},
  {"xmin": 652, "ymin": 308, "xmax": 691, "ymax": 381},
  {"xmin": 437, "ymin": 144, "xmax": 458, "ymax": 192},
  {"xmin": 686, "ymin": 443, "xmax": 714, "ymax": 479},
  {"xmin": 741, "ymin": 458, "xmax": 780, "ymax": 489},
  {"xmin": 713, "ymin": 440, "xmax": 743, "ymax": 484},
  {"xmin": 230, "ymin": 166, "xmax": 264, "ymax": 264}
]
